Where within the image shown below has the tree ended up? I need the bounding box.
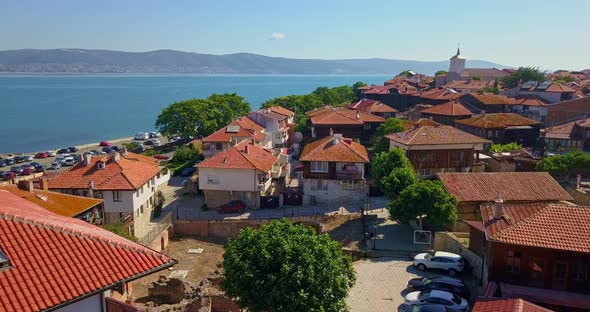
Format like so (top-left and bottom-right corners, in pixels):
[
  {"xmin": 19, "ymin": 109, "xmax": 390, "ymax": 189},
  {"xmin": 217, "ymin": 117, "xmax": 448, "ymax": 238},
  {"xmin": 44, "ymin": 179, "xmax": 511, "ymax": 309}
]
[
  {"xmin": 536, "ymin": 150, "xmax": 590, "ymax": 178},
  {"xmin": 222, "ymin": 219, "xmax": 355, "ymax": 312},
  {"xmin": 153, "ymin": 191, "xmax": 166, "ymax": 218},
  {"xmin": 502, "ymin": 66, "xmax": 546, "ymax": 88},
  {"xmin": 155, "ymin": 99, "xmax": 223, "ymax": 139},
  {"xmin": 435, "ymin": 70, "xmax": 448, "ymax": 76},
  {"xmin": 490, "ymin": 142, "xmax": 522, "ymax": 153},
  {"xmin": 371, "ymin": 147, "xmax": 418, "ymax": 198},
  {"xmin": 352, "ymin": 81, "xmax": 368, "ymax": 100},
  {"xmin": 553, "ymin": 75, "xmax": 576, "ymax": 84},
  {"xmin": 387, "ymin": 180, "xmax": 458, "ymax": 226},
  {"xmin": 372, "ymin": 118, "xmax": 407, "ymax": 153},
  {"xmin": 471, "ymin": 76, "xmax": 481, "ymax": 80},
  {"xmin": 207, "ymin": 93, "xmax": 251, "ymax": 126}
]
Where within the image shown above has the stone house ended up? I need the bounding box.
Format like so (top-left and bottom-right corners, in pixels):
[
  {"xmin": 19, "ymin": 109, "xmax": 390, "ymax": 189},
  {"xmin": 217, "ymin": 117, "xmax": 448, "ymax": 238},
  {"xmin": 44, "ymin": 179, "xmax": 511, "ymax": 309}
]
[
  {"xmin": 348, "ymin": 98, "xmax": 398, "ymax": 118},
  {"xmin": 202, "ymin": 116, "xmax": 268, "ymax": 159},
  {"xmin": 542, "ymin": 117, "xmax": 590, "ymax": 154},
  {"xmin": 455, "ymin": 113, "xmax": 541, "ymax": 147},
  {"xmin": 419, "ymin": 100, "xmax": 473, "ymax": 126}
]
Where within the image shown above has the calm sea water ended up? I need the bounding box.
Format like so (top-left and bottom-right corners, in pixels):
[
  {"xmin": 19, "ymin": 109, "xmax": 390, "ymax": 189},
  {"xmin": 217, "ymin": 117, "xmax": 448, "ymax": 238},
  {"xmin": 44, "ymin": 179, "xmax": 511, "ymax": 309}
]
[{"xmin": 0, "ymin": 74, "xmax": 390, "ymax": 153}]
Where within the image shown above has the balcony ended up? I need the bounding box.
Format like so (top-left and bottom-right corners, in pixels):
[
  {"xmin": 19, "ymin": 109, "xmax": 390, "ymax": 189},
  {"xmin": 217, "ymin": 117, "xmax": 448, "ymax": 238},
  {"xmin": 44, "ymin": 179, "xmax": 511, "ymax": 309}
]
[{"xmin": 335, "ymin": 171, "xmax": 363, "ymax": 180}]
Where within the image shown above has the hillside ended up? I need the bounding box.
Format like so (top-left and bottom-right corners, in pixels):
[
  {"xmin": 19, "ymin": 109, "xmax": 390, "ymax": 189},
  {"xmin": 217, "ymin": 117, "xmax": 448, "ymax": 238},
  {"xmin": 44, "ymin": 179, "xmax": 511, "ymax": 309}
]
[{"xmin": 0, "ymin": 49, "xmax": 508, "ymax": 75}]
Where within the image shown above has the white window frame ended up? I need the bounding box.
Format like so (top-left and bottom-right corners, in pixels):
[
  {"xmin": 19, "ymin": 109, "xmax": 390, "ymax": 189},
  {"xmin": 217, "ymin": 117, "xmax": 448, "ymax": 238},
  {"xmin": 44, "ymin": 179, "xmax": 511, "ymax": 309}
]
[
  {"xmin": 112, "ymin": 190, "xmax": 122, "ymax": 202},
  {"xmin": 207, "ymin": 175, "xmax": 219, "ymax": 184},
  {"xmin": 310, "ymin": 161, "xmax": 328, "ymax": 173},
  {"xmin": 342, "ymin": 180, "xmax": 359, "ymax": 190}
]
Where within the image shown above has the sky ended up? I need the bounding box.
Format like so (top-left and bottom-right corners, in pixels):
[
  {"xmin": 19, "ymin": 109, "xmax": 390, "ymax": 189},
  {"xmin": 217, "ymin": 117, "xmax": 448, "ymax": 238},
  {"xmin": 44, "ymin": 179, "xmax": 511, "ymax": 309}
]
[{"xmin": 1, "ymin": 0, "xmax": 588, "ymax": 70}]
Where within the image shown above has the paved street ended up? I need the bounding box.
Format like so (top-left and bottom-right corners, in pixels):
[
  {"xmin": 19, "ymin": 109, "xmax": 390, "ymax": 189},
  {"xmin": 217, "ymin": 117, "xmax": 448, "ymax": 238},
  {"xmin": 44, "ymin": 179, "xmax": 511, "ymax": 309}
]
[{"xmin": 347, "ymin": 258, "xmax": 439, "ymax": 312}]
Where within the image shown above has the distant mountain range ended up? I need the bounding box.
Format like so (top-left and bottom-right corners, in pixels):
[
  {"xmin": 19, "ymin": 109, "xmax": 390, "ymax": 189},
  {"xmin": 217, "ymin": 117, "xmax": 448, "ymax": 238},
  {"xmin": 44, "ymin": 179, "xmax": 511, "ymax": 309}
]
[{"xmin": 0, "ymin": 49, "xmax": 509, "ymax": 75}]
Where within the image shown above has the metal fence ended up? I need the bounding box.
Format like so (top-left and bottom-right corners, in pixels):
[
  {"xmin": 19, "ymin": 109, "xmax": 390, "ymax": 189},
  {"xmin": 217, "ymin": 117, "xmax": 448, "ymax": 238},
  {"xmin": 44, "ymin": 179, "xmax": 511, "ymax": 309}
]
[{"xmin": 138, "ymin": 212, "xmax": 173, "ymax": 246}]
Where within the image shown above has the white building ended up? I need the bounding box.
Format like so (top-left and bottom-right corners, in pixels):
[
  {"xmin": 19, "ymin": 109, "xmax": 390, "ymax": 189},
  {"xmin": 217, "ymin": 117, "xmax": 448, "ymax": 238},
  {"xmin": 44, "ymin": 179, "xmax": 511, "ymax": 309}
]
[
  {"xmin": 247, "ymin": 106, "xmax": 295, "ymax": 149},
  {"xmin": 202, "ymin": 116, "xmax": 269, "ymax": 159}
]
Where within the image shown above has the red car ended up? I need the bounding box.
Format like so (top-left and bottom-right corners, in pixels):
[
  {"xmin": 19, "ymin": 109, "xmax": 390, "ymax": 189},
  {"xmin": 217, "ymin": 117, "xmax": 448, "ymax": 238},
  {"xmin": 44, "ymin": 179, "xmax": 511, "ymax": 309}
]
[
  {"xmin": 21, "ymin": 168, "xmax": 34, "ymax": 175},
  {"xmin": 219, "ymin": 200, "xmax": 246, "ymax": 214},
  {"xmin": 99, "ymin": 141, "xmax": 111, "ymax": 147},
  {"xmin": 154, "ymin": 154, "xmax": 171, "ymax": 160},
  {"xmin": 2, "ymin": 172, "xmax": 17, "ymax": 180},
  {"xmin": 35, "ymin": 152, "xmax": 49, "ymax": 158}
]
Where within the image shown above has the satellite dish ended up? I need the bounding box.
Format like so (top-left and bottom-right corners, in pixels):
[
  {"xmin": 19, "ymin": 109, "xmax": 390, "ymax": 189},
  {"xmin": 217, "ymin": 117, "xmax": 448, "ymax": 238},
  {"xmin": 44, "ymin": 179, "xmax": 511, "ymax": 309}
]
[{"xmin": 293, "ymin": 132, "xmax": 303, "ymax": 143}]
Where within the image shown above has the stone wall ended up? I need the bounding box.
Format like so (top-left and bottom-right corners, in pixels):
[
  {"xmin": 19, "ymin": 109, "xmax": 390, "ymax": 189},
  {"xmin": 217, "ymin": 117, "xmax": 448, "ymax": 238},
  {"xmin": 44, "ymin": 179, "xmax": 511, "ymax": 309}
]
[{"xmin": 434, "ymin": 232, "xmax": 485, "ymax": 285}]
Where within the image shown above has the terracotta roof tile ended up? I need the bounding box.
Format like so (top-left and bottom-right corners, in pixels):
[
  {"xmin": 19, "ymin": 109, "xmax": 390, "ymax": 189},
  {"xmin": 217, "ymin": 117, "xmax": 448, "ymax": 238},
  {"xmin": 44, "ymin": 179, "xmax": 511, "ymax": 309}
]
[
  {"xmin": 47, "ymin": 152, "xmax": 161, "ymax": 191},
  {"xmin": 544, "ymin": 83, "xmax": 576, "ymax": 93},
  {"xmin": 197, "ymin": 140, "xmax": 277, "ymax": 172},
  {"xmin": 473, "ymin": 297, "xmax": 553, "ymax": 312},
  {"xmin": 420, "ymin": 100, "xmax": 473, "ymax": 116},
  {"xmin": 0, "ymin": 185, "xmax": 102, "ymax": 217},
  {"xmin": 543, "ymin": 117, "xmax": 590, "ymax": 139},
  {"xmin": 455, "ymin": 113, "xmax": 540, "ymax": 129},
  {"xmin": 512, "ymin": 95, "xmax": 550, "ymax": 107},
  {"xmin": 437, "ymin": 172, "xmax": 573, "ymax": 202},
  {"xmin": 447, "ymin": 79, "xmax": 496, "ymax": 90},
  {"xmin": 308, "ymin": 106, "xmax": 385, "ymax": 125},
  {"xmin": 386, "ymin": 125, "xmax": 490, "ymax": 146},
  {"xmin": 480, "ymin": 202, "xmax": 590, "ymax": 253},
  {"xmin": 467, "ymin": 93, "xmax": 516, "ymax": 105},
  {"xmin": 548, "ymin": 96, "xmax": 590, "ymax": 113},
  {"xmin": 0, "ymin": 191, "xmax": 175, "ymax": 312},
  {"xmin": 300, "ymin": 135, "xmax": 369, "ymax": 163},
  {"xmin": 460, "ymin": 68, "xmax": 508, "ymax": 79},
  {"xmin": 203, "ymin": 117, "xmax": 265, "ymax": 143},
  {"xmin": 349, "ymin": 99, "xmax": 398, "ymax": 114},
  {"xmin": 418, "ymin": 88, "xmax": 462, "ymax": 100},
  {"xmin": 269, "ymin": 106, "xmax": 295, "ymax": 117}
]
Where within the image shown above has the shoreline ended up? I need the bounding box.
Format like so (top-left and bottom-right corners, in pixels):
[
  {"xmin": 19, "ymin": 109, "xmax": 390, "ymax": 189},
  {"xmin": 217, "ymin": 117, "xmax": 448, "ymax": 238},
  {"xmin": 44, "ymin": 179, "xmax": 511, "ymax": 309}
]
[{"xmin": 1, "ymin": 136, "xmax": 134, "ymax": 157}]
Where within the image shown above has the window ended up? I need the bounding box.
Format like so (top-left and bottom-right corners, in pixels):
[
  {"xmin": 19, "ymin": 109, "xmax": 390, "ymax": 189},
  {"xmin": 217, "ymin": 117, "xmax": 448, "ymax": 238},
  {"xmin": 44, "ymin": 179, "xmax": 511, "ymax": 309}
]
[
  {"xmin": 554, "ymin": 262, "xmax": 568, "ymax": 281},
  {"xmin": 363, "ymin": 123, "xmax": 371, "ymax": 130},
  {"xmin": 275, "ymin": 132, "xmax": 282, "ymax": 139},
  {"xmin": 451, "ymin": 151, "xmax": 465, "ymax": 162},
  {"xmin": 342, "ymin": 180, "xmax": 360, "ymax": 190},
  {"xmin": 215, "ymin": 143, "xmax": 223, "ymax": 150},
  {"xmin": 136, "ymin": 191, "xmax": 139, "ymax": 198},
  {"xmin": 141, "ymin": 185, "xmax": 144, "ymax": 194},
  {"xmin": 419, "ymin": 152, "xmax": 436, "ymax": 162},
  {"xmin": 311, "ymin": 179, "xmax": 328, "ymax": 190},
  {"xmin": 573, "ymin": 259, "xmax": 588, "ymax": 281},
  {"xmin": 140, "ymin": 204, "xmax": 144, "ymax": 215},
  {"xmin": 207, "ymin": 175, "xmax": 219, "ymax": 184},
  {"xmin": 310, "ymin": 161, "xmax": 328, "ymax": 173},
  {"xmin": 112, "ymin": 191, "xmax": 122, "ymax": 202},
  {"xmin": 505, "ymin": 250, "xmax": 521, "ymax": 273}
]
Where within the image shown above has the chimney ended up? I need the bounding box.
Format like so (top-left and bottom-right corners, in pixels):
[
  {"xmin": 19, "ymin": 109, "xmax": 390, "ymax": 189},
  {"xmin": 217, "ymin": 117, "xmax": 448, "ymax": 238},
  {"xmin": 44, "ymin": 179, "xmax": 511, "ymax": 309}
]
[
  {"xmin": 356, "ymin": 111, "xmax": 360, "ymax": 120},
  {"xmin": 114, "ymin": 152, "xmax": 121, "ymax": 161},
  {"xmin": 40, "ymin": 177, "xmax": 48, "ymax": 191},
  {"xmin": 494, "ymin": 197, "xmax": 504, "ymax": 220},
  {"xmin": 18, "ymin": 180, "xmax": 35, "ymax": 193},
  {"xmin": 88, "ymin": 180, "xmax": 94, "ymax": 198},
  {"xmin": 84, "ymin": 153, "xmax": 92, "ymax": 166},
  {"xmin": 480, "ymin": 110, "xmax": 486, "ymax": 116},
  {"xmin": 329, "ymin": 128, "xmax": 334, "ymax": 136},
  {"xmin": 121, "ymin": 146, "xmax": 128, "ymax": 157},
  {"xmin": 244, "ymin": 144, "xmax": 249, "ymax": 154}
]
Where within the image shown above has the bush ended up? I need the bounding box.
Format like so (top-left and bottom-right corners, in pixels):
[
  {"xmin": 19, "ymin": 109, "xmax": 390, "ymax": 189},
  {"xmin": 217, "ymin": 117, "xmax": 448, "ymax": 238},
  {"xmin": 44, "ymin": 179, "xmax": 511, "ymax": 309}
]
[
  {"xmin": 201, "ymin": 203, "xmax": 208, "ymax": 211},
  {"xmin": 102, "ymin": 222, "xmax": 137, "ymax": 242},
  {"xmin": 153, "ymin": 191, "xmax": 166, "ymax": 218},
  {"xmin": 490, "ymin": 142, "xmax": 522, "ymax": 153}
]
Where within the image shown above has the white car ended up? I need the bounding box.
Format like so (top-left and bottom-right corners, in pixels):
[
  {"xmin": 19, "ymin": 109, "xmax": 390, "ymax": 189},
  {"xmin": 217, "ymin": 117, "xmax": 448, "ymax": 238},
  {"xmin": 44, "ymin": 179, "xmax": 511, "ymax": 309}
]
[
  {"xmin": 24, "ymin": 155, "xmax": 34, "ymax": 162},
  {"xmin": 134, "ymin": 132, "xmax": 149, "ymax": 140},
  {"xmin": 64, "ymin": 157, "xmax": 75, "ymax": 166},
  {"xmin": 55, "ymin": 154, "xmax": 70, "ymax": 165},
  {"xmin": 404, "ymin": 290, "xmax": 469, "ymax": 311},
  {"xmin": 50, "ymin": 161, "xmax": 61, "ymax": 170},
  {"xmin": 47, "ymin": 151, "xmax": 57, "ymax": 157},
  {"xmin": 152, "ymin": 139, "xmax": 162, "ymax": 147},
  {"xmin": 413, "ymin": 251, "xmax": 464, "ymax": 275},
  {"xmin": 149, "ymin": 132, "xmax": 160, "ymax": 138}
]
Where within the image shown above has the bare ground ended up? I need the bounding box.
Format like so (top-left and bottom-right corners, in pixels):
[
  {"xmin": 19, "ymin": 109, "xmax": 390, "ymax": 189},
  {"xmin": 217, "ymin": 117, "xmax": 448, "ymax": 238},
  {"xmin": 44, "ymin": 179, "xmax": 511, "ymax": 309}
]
[{"xmin": 326, "ymin": 215, "xmax": 365, "ymax": 250}]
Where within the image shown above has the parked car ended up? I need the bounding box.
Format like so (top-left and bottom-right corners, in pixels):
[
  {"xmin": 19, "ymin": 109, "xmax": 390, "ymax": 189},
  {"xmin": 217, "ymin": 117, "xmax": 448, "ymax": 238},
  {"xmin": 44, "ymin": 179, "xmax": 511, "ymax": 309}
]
[
  {"xmin": 144, "ymin": 139, "xmax": 154, "ymax": 146},
  {"xmin": 102, "ymin": 147, "xmax": 115, "ymax": 154},
  {"xmin": 99, "ymin": 141, "xmax": 111, "ymax": 147},
  {"xmin": 404, "ymin": 290, "xmax": 468, "ymax": 312},
  {"xmin": 149, "ymin": 132, "xmax": 160, "ymax": 138},
  {"xmin": 50, "ymin": 161, "xmax": 61, "ymax": 170},
  {"xmin": 21, "ymin": 168, "xmax": 34, "ymax": 175},
  {"xmin": 111, "ymin": 146, "xmax": 121, "ymax": 152},
  {"xmin": 10, "ymin": 166, "xmax": 24, "ymax": 174},
  {"xmin": 413, "ymin": 251, "xmax": 464, "ymax": 276},
  {"xmin": 47, "ymin": 150, "xmax": 57, "ymax": 157},
  {"xmin": 21, "ymin": 164, "xmax": 36, "ymax": 171},
  {"xmin": 64, "ymin": 157, "xmax": 75, "ymax": 166},
  {"xmin": 90, "ymin": 149, "xmax": 103, "ymax": 155},
  {"xmin": 5, "ymin": 157, "xmax": 15, "ymax": 165},
  {"xmin": 154, "ymin": 155, "xmax": 170, "ymax": 160},
  {"xmin": 0, "ymin": 160, "xmax": 6, "ymax": 167},
  {"xmin": 34, "ymin": 164, "xmax": 46, "ymax": 172},
  {"xmin": 407, "ymin": 277, "xmax": 469, "ymax": 300},
  {"xmin": 67, "ymin": 146, "xmax": 78, "ymax": 152},
  {"xmin": 15, "ymin": 156, "xmax": 25, "ymax": 163},
  {"xmin": 24, "ymin": 155, "xmax": 34, "ymax": 162},
  {"xmin": 35, "ymin": 152, "xmax": 49, "ymax": 158},
  {"xmin": 56, "ymin": 154, "xmax": 69, "ymax": 164},
  {"xmin": 134, "ymin": 132, "xmax": 149, "ymax": 140},
  {"xmin": 57, "ymin": 148, "xmax": 70, "ymax": 154},
  {"xmin": 399, "ymin": 304, "xmax": 456, "ymax": 312},
  {"xmin": 180, "ymin": 167, "xmax": 196, "ymax": 177},
  {"xmin": 151, "ymin": 139, "xmax": 162, "ymax": 147},
  {"xmin": 2, "ymin": 171, "xmax": 16, "ymax": 180},
  {"xmin": 168, "ymin": 135, "xmax": 181, "ymax": 143},
  {"xmin": 219, "ymin": 200, "xmax": 246, "ymax": 214}
]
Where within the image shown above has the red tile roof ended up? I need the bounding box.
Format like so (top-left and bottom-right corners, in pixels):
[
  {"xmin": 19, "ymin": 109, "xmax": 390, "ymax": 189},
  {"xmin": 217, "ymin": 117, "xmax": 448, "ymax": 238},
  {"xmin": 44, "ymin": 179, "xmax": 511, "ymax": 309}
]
[
  {"xmin": 269, "ymin": 106, "xmax": 295, "ymax": 117},
  {"xmin": 420, "ymin": 100, "xmax": 473, "ymax": 116},
  {"xmin": 386, "ymin": 125, "xmax": 490, "ymax": 146},
  {"xmin": 499, "ymin": 282, "xmax": 590, "ymax": 310},
  {"xmin": 447, "ymin": 79, "xmax": 496, "ymax": 91},
  {"xmin": 512, "ymin": 95, "xmax": 550, "ymax": 107},
  {"xmin": 300, "ymin": 135, "xmax": 369, "ymax": 163},
  {"xmin": 481, "ymin": 202, "xmax": 590, "ymax": 253},
  {"xmin": 203, "ymin": 117, "xmax": 266, "ymax": 143},
  {"xmin": 467, "ymin": 93, "xmax": 516, "ymax": 105},
  {"xmin": 307, "ymin": 106, "xmax": 385, "ymax": 125},
  {"xmin": 0, "ymin": 185, "xmax": 103, "ymax": 217},
  {"xmin": 437, "ymin": 172, "xmax": 573, "ymax": 202},
  {"xmin": 460, "ymin": 68, "xmax": 509, "ymax": 79},
  {"xmin": 348, "ymin": 98, "xmax": 398, "ymax": 114},
  {"xmin": 197, "ymin": 140, "xmax": 277, "ymax": 172},
  {"xmin": 0, "ymin": 191, "xmax": 175, "ymax": 312},
  {"xmin": 418, "ymin": 88, "xmax": 462, "ymax": 100},
  {"xmin": 544, "ymin": 83, "xmax": 576, "ymax": 93},
  {"xmin": 543, "ymin": 117, "xmax": 590, "ymax": 139},
  {"xmin": 473, "ymin": 297, "xmax": 553, "ymax": 312},
  {"xmin": 455, "ymin": 113, "xmax": 540, "ymax": 129},
  {"xmin": 47, "ymin": 152, "xmax": 162, "ymax": 191},
  {"xmin": 548, "ymin": 96, "xmax": 590, "ymax": 113}
]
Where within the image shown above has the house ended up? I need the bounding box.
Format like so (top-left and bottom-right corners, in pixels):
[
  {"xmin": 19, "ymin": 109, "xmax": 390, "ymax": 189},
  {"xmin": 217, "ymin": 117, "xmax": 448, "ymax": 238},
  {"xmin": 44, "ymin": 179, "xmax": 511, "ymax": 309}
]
[
  {"xmin": 47, "ymin": 151, "xmax": 170, "ymax": 239},
  {"xmin": 455, "ymin": 113, "xmax": 541, "ymax": 146},
  {"xmin": 0, "ymin": 191, "xmax": 176, "ymax": 312},
  {"xmin": 415, "ymin": 87, "xmax": 462, "ymax": 105},
  {"xmin": 437, "ymin": 172, "xmax": 573, "ymax": 227},
  {"xmin": 306, "ymin": 106, "xmax": 385, "ymax": 140},
  {"xmin": 0, "ymin": 180, "xmax": 104, "ymax": 224},
  {"xmin": 467, "ymin": 202, "xmax": 590, "ymax": 311},
  {"xmin": 460, "ymin": 93, "xmax": 516, "ymax": 113},
  {"xmin": 472, "ymin": 297, "xmax": 554, "ymax": 312},
  {"xmin": 546, "ymin": 96, "xmax": 590, "ymax": 127},
  {"xmin": 419, "ymin": 100, "xmax": 473, "ymax": 125},
  {"xmin": 197, "ymin": 140, "xmax": 283, "ymax": 210},
  {"xmin": 503, "ymin": 80, "xmax": 576, "ymax": 103},
  {"xmin": 386, "ymin": 125, "xmax": 490, "ymax": 177},
  {"xmin": 202, "ymin": 116, "xmax": 267, "ymax": 158},
  {"xmin": 348, "ymin": 98, "xmax": 398, "ymax": 118},
  {"xmin": 506, "ymin": 95, "xmax": 551, "ymax": 125},
  {"xmin": 299, "ymin": 134, "xmax": 369, "ymax": 206},
  {"xmin": 485, "ymin": 150, "xmax": 539, "ymax": 172},
  {"xmin": 542, "ymin": 117, "xmax": 590, "ymax": 154},
  {"xmin": 447, "ymin": 79, "xmax": 498, "ymax": 94},
  {"xmin": 442, "ymin": 47, "xmax": 508, "ymax": 85},
  {"xmin": 247, "ymin": 106, "xmax": 295, "ymax": 149}
]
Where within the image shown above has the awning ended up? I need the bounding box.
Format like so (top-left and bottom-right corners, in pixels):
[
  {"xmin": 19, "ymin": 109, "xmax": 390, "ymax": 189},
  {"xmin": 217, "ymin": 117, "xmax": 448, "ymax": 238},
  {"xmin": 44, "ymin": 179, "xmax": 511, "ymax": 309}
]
[{"xmin": 500, "ymin": 282, "xmax": 590, "ymax": 310}]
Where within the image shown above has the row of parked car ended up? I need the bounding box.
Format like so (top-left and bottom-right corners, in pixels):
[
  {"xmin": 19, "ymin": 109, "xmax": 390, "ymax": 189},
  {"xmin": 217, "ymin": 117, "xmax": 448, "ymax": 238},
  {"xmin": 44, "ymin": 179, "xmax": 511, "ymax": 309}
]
[
  {"xmin": 400, "ymin": 252, "xmax": 470, "ymax": 312},
  {"xmin": 0, "ymin": 161, "xmax": 48, "ymax": 180}
]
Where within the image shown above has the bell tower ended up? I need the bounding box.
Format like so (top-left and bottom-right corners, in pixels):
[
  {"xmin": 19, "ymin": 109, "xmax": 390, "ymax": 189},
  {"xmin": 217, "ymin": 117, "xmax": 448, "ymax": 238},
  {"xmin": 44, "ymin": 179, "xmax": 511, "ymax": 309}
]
[{"xmin": 448, "ymin": 45, "xmax": 466, "ymax": 75}]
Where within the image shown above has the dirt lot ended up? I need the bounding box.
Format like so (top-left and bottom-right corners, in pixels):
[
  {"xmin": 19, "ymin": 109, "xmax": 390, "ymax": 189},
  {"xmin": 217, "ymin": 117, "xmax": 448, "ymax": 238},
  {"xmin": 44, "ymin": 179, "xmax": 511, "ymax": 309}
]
[
  {"xmin": 326, "ymin": 214, "xmax": 365, "ymax": 250},
  {"xmin": 132, "ymin": 235, "xmax": 225, "ymax": 301}
]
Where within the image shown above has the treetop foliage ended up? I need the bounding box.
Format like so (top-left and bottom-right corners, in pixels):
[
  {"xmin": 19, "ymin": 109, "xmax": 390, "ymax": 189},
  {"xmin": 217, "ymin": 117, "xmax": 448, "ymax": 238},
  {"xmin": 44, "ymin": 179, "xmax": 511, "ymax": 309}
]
[{"xmin": 502, "ymin": 66, "xmax": 546, "ymax": 88}]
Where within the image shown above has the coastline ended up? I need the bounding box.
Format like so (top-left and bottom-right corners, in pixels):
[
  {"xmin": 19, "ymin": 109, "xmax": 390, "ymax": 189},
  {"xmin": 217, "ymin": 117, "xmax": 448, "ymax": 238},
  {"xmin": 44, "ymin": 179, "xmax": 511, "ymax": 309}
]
[{"xmin": 1, "ymin": 136, "xmax": 134, "ymax": 158}]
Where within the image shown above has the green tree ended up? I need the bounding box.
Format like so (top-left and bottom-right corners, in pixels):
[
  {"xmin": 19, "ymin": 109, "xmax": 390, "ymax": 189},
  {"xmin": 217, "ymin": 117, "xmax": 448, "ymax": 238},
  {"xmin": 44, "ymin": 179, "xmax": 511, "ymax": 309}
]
[
  {"xmin": 435, "ymin": 70, "xmax": 448, "ymax": 76},
  {"xmin": 553, "ymin": 76, "xmax": 576, "ymax": 84},
  {"xmin": 387, "ymin": 180, "xmax": 458, "ymax": 226},
  {"xmin": 352, "ymin": 81, "xmax": 368, "ymax": 99},
  {"xmin": 153, "ymin": 191, "xmax": 166, "ymax": 218},
  {"xmin": 155, "ymin": 99, "xmax": 223, "ymax": 139},
  {"xmin": 502, "ymin": 66, "xmax": 546, "ymax": 88},
  {"xmin": 371, "ymin": 147, "xmax": 418, "ymax": 198},
  {"xmin": 102, "ymin": 222, "xmax": 136, "ymax": 242},
  {"xmin": 490, "ymin": 142, "xmax": 523, "ymax": 153},
  {"xmin": 207, "ymin": 93, "xmax": 251, "ymax": 126},
  {"xmin": 222, "ymin": 219, "xmax": 355, "ymax": 312},
  {"xmin": 471, "ymin": 76, "xmax": 481, "ymax": 80},
  {"xmin": 536, "ymin": 150, "xmax": 590, "ymax": 178},
  {"xmin": 372, "ymin": 118, "xmax": 407, "ymax": 153}
]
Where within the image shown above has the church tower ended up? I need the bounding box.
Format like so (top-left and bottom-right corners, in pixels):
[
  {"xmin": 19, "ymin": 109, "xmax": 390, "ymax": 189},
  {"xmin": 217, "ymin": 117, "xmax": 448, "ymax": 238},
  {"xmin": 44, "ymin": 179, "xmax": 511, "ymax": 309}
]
[{"xmin": 448, "ymin": 46, "xmax": 466, "ymax": 76}]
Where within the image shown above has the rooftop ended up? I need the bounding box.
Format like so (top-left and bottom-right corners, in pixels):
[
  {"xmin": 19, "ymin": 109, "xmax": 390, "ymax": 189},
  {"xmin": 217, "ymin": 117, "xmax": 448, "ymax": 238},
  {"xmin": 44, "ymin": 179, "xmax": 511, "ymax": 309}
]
[
  {"xmin": 47, "ymin": 152, "xmax": 162, "ymax": 191},
  {"xmin": 203, "ymin": 116, "xmax": 265, "ymax": 143},
  {"xmin": 543, "ymin": 117, "xmax": 590, "ymax": 139},
  {"xmin": 472, "ymin": 297, "xmax": 553, "ymax": 312},
  {"xmin": 300, "ymin": 135, "xmax": 369, "ymax": 163},
  {"xmin": 420, "ymin": 100, "xmax": 473, "ymax": 116},
  {"xmin": 447, "ymin": 79, "xmax": 496, "ymax": 91},
  {"xmin": 437, "ymin": 172, "xmax": 573, "ymax": 202},
  {"xmin": 386, "ymin": 125, "xmax": 490, "ymax": 146},
  {"xmin": 269, "ymin": 106, "xmax": 295, "ymax": 117},
  {"xmin": 466, "ymin": 93, "xmax": 515, "ymax": 105},
  {"xmin": 460, "ymin": 68, "xmax": 508, "ymax": 79},
  {"xmin": 0, "ymin": 191, "xmax": 175, "ymax": 312},
  {"xmin": 455, "ymin": 113, "xmax": 540, "ymax": 129},
  {"xmin": 197, "ymin": 140, "xmax": 278, "ymax": 172},
  {"xmin": 480, "ymin": 202, "xmax": 590, "ymax": 253},
  {"xmin": 307, "ymin": 106, "xmax": 385, "ymax": 125},
  {"xmin": 417, "ymin": 87, "xmax": 462, "ymax": 101},
  {"xmin": 348, "ymin": 98, "xmax": 398, "ymax": 114}
]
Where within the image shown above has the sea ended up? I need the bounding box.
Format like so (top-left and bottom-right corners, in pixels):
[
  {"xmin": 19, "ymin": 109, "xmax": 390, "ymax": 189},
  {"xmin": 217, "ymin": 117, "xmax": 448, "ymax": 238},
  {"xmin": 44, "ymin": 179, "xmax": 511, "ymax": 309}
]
[{"xmin": 0, "ymin": 74, "xmax": 390, "ymax": 153}]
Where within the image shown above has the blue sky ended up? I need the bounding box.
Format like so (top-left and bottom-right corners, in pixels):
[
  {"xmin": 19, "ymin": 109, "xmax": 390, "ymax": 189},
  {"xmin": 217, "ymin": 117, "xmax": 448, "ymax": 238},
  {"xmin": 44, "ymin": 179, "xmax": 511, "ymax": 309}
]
[{"xmin": 1, "ymin": 0, "xmax": 588, "ymax": 69}]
